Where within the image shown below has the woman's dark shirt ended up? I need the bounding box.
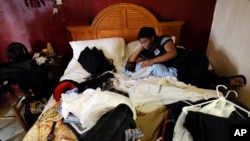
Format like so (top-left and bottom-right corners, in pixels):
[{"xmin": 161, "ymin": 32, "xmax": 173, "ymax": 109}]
[{"xmin": 140, "ymin": 35, "xmax": 187, "ymax": 67}]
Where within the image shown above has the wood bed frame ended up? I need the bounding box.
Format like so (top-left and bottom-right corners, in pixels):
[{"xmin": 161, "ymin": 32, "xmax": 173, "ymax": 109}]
[{"xmin": 67, "ymin": 3, "xmax": 184, "ymax": 45}]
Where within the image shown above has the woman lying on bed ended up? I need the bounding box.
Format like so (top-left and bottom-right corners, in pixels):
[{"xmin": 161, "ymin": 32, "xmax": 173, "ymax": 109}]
[{"xmin": 126, "ymin": 27, "xmax": 247, "ymax": 89}]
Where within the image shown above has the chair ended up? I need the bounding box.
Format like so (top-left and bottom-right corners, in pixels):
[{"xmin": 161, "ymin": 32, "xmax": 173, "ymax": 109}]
[{"xmin": 0, "ymin": 95, "xmax": 29, "ymax": 132}]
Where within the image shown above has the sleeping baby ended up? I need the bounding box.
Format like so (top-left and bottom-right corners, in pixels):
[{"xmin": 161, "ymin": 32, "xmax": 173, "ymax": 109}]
[{"xmin": 123, "ymin": 61, "xmax": 177, "ymax": 79}]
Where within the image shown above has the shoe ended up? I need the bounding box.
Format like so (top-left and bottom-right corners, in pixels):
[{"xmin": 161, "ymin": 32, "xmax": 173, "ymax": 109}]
[{"xmin": 227, "ymin": 75, "xmax": 247, "ymax": 87}]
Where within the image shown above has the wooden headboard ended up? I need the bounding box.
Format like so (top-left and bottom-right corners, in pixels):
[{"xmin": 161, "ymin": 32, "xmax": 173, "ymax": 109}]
[{"xmin": 67, "ymin": 3, "xmax": 184, "ymax": 45}]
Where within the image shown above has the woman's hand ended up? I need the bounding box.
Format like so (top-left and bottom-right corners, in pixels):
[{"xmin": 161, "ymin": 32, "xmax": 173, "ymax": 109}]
[{"xmin": 140, "ymin": 60, "xmax": 152, "ymax": 68}]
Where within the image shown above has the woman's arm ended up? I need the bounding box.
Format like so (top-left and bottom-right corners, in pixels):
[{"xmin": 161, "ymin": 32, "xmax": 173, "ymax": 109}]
[
  {"xmin": 141, "ymin": 41, "xmax": 177, "ymax": 67},
  {"xmin": 127, "ymin": 46, "xmax": 144, "ymax": 63}
]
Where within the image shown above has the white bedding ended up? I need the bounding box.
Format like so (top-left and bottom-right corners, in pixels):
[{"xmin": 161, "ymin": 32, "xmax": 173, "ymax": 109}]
[
  {"xmin": 37, "ymin": 37, "xmax": 220, "ymax": 138},
  {"xmin": 46, "ymin": 37, "xmax": 220, "ymax": 116},
  {"xmin": 43, "ymin": 70, "xmax": 218, "ymax": 130}
]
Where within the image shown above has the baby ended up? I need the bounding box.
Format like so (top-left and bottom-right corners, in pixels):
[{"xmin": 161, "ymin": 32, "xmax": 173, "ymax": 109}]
[{"xmin": 123, "ymin": 61, "xmax": 177, "ymax": 78}]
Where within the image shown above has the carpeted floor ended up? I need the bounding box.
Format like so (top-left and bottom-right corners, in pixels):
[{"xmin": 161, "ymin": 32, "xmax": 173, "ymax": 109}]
[{"xmin": 0, "ymin": 92, "xmax": 18, "ymax": 117}]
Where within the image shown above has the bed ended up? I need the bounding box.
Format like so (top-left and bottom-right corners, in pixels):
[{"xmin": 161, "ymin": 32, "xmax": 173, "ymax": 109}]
[{"xmin": 23, "ymin": 3, "xmax": 223, "ymax": 141}]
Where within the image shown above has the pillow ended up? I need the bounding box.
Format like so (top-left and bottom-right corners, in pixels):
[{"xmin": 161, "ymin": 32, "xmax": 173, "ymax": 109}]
[
  {"xmin": 60, "ymin": 59, "xmax": 90, "ymax": 83},
  {"xmin": 69, "ymin": 37, "xmax": 125, "ymax": 68},
  {"xmin": 124, "ymin": 40, "xmax": 140, "ymax": 62}
]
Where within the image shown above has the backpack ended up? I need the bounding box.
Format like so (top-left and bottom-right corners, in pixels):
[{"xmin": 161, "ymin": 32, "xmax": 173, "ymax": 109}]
[
  {"xmin": 78, "ymin": 47, "xmax": 115, "ymax": 77},
  {"xmin": 6, "ymin": 42, "xmax": 31, "ymax": 62}
]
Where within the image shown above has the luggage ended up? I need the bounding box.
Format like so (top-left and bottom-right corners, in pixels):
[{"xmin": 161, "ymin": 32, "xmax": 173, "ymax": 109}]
[
  {"xmin": 72, "ymin": 104, "xmax": 137, "ymax": 141},
  {"xmin": 0, "ymin": 60, "xmax": 47, "ymax": 92}
]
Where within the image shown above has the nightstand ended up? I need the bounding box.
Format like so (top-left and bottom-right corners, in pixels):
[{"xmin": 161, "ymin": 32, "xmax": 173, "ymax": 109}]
[{"xmin": 42, "ymin": 54, "xmax": 65, "ymax": 84}]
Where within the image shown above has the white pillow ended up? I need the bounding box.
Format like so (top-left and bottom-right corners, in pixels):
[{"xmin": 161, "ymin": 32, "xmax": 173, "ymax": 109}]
[
  {"xmin": 69, "ymin": 37, "xmax": 126, "ymax": 69},
  {"xmin": 125, "ymin": 40, "xmax": 140, "ymax": 62},
  {"xmin": 60, "ymin": 59, "xmax": 90, "ymax": 83}
]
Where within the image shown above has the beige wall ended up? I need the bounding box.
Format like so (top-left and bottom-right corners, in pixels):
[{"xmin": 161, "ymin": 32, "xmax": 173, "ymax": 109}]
[{"xmin": 207, "ymin": 0, "xmax": 250, "ymax": 108}]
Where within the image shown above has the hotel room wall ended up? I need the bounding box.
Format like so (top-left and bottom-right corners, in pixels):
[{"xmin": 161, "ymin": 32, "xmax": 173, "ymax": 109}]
[
  {"xmin": 0, "ymin": 0, "xmax": 216, "ymax": 63},
  {"xmin": 207, "ymin": 0, "xmax": 250, "ymax": 108}
]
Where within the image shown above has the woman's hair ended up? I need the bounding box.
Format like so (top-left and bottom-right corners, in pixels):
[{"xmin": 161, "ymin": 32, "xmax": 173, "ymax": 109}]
[
  {"xmin": 138, "ymin": 27, "xmax": 157, "ymax": 39},
  {"xmin": 6, "ymin": 42, "xmax": 30, "ymax": 61}
]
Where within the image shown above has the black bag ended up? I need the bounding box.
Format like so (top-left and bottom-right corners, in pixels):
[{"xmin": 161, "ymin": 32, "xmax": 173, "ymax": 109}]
[
  {"xmin": 80, "ymin": 104, "xmax": 136, "ymax": 141},
  {"xmin": 78, "ymin": 47, "xmax": 115, "ymax": 76},
  {"xmin": 77, "ymin": 72, "xmax": 114, "ymax": 93},
  {"xmin": 24, "ymin": 95, "xmax": 48, "ymax": 127},
  {"xmin": 0, "ymin": 61, "xmax": 32, "ymax": 83},
  {"xmin": 0, "ymin": 60, "xmax": 47, "ymax": 92}
]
